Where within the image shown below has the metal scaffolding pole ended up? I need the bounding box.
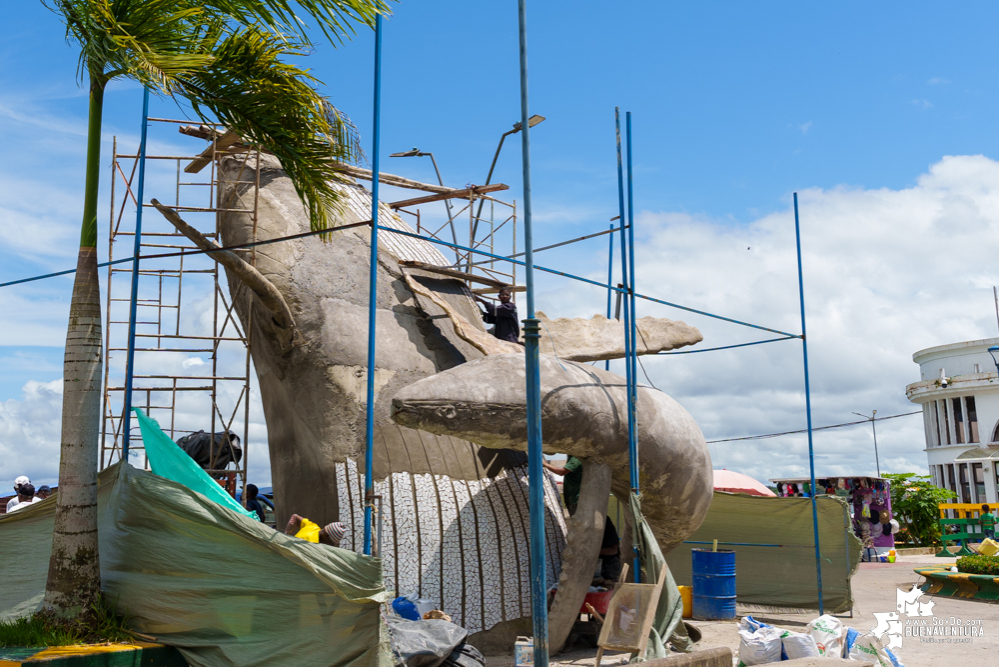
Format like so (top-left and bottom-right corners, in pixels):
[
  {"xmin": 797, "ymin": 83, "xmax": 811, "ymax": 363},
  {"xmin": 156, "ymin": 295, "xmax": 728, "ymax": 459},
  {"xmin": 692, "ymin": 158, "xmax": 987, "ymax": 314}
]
[
  {"xmin": 364, "ymin": 13, "xmax": 383, "ymax": 558},
  {"xmin": 121, "ymin": 87, "xmax": 151, "ymax": 460},
  {"xmin": 794, "ymin": 192, "xmax": 824, "ymax": 614},
  {"xmin": 605, "ymin": 222, "xmax": 614, "ymax": 371},
  {"xmin": 615, "ymin": 108, "xmax": 639, "ymax": 581},
  {"xmin": 517, "ymin": 1, "xmax": 548, "ymax": 665}
]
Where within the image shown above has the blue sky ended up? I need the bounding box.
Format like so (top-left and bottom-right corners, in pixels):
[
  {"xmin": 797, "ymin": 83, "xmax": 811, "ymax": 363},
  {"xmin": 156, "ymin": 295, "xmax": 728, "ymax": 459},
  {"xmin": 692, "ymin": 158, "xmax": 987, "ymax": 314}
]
[{"xmin": 6, "ymin": 2, "xmax": 999, "ymax": 487}]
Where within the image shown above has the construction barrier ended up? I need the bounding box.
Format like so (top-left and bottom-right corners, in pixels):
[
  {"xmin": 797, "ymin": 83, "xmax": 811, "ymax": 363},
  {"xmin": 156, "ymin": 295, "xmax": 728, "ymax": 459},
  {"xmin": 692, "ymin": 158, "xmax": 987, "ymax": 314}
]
[{"xmin": 936, "ymin": 503, "xmax": 991, "ymax": 557}]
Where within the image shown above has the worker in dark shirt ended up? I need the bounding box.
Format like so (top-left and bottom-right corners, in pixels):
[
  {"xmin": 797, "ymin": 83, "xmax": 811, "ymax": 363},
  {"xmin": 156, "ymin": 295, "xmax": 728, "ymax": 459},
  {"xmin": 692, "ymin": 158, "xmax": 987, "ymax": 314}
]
[
  {"xmin": 474, "ymin": 287, "xmax": 520, "ymax": 343},
  {"xmin": 543, "ymin": 456, "xmax": 583, "ymax": 515},
  {"xmin": 244, "ymin": 484, "xmax": 274, "ymax": 522},
  {"xmin": 599, "ymin": 516, "xmax": 622, "ymax": 581}
]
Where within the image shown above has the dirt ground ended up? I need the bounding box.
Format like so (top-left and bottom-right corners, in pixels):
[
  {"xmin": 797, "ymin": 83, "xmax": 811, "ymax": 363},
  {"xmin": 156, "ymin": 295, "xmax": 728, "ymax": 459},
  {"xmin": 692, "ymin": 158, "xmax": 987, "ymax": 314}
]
[{"xmin": 484, "ymin": 554, "xmax": 997, "ymax": 666}]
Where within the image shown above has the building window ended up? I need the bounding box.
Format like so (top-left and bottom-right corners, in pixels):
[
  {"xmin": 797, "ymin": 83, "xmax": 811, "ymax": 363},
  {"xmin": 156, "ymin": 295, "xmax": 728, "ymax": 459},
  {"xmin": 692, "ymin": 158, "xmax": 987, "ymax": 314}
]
[
  {"xmin": 973, "ymin": 463, "xmax": 986, "ymax": 503},
  {"xmin": 940, "ymin": 401, "xmax": 952, "ymax": 445},
  {"xmin": 975, "ymin": 363, "xmax": 982, "ymax": 373},
  {"xmin": 967, "ymin": 396, "xmax": 980, "ymax": 443},
  {"xmin": 960, "ymin": 463, "xmax": 972, "ymax": 504},
  {"xmin": 953, "ymin": 397, "xmax": 966, "ymax": 444},
  {"xmin": 924, "ymin": 403, "xmax": 937, "ymax": 447}
]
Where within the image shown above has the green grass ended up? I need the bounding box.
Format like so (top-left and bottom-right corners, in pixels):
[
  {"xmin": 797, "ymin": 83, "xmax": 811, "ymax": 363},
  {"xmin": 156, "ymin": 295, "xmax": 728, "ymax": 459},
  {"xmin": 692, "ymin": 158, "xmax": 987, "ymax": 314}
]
[
  {"xmin": 0, "ymin": 594, "xmax": 135, "ymax": 648},
  {"xmin": 957, "ymin": 554, "xmax": 999, "ymax": 575}
]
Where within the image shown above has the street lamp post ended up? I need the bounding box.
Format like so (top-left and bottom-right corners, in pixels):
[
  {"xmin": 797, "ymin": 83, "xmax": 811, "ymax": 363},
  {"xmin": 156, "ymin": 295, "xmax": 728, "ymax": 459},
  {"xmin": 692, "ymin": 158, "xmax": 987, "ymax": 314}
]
[
  {"xmin": 853, "ymin": 410, "xmax": 880, "ymax": 477},
  {"xmin": 470, "ymin": 115, "xmax": 545, "ymax": 267},
  {"xmin": 390, "ymin": 148, "xmax": 459, "ymax": 254}
]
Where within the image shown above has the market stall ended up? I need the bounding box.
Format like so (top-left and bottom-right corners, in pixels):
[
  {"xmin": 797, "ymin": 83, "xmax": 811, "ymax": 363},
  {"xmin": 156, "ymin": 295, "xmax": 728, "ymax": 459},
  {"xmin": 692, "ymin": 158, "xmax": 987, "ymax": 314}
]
[{"xmin": 770, "ymin": 475, "xmax": 895, "ymax": 560}]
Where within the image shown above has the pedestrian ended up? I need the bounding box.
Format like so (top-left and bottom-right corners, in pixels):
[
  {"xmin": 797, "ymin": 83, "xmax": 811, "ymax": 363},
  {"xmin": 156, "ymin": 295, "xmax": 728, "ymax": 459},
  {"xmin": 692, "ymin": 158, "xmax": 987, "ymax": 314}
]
[
  {"xmin": 244, "ymin": 484, "xmax": 274, "ymax": 522},
  {"xmin": 980, "ymin": 504, "xmax": 996, "ymax": 540},
  {"xmin": 8, "ymin": 483, "xmax": 40, "ymax": 513},
  {"xmin": 543, "ymin": 456, "xmax": 583, "ymax": 515},
  {"xmin": 474, "ymin": 287, "xmax": 520, "ymax": 343},
  {"xmin": 599, "ymin": 516, "xmax": 623, "ymax": 581},
  {"xmin": 35, "ymin": 485, "xmax": 52, "ymax": 500},
  {"xmin": 6, "ymin": 477, "xmax": 36, "ymax": 513}
]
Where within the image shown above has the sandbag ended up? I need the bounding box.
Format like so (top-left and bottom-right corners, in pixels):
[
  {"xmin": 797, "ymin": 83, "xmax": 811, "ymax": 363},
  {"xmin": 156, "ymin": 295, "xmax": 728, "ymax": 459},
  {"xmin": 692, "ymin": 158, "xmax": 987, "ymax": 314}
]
[
  {"xmin": 176, "ymin": 430, "xmax": 242, "ymax": 470},
  {"xmin": 848, "ymin": 634, "xmax": 894, "ymax": 667},
  {"xmin": 737, "ymin": 617, "xmax": 782, "ymax": 666},
  {"xmin": 807, "ymin": 614, "xmax": 844, "ymax": 657},
  {"xmin": 780, "ymin": 630, "xmax": 819, "ymax": 659},
  {"xmin": 386, "ymin": 617, "xmax": 468, "ymax": 667}
]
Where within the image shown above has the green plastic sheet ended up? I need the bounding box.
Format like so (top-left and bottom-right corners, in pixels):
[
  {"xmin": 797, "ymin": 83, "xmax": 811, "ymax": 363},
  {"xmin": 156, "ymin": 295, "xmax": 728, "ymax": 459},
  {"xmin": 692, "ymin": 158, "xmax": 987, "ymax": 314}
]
[
  {"xmin": 133, "ymin": 408, "xmax": 256, "ymax": 520},
  {"xmin": 628, "ymin": 494, "xmax": 692, "ymax": 660},
  {"xmin": 665, "ymin": 492, "xmax": 862, "ymax": 613},
  {"xmin": 0, "ymin": 462, "xmax": 391, "ymax": 667}
]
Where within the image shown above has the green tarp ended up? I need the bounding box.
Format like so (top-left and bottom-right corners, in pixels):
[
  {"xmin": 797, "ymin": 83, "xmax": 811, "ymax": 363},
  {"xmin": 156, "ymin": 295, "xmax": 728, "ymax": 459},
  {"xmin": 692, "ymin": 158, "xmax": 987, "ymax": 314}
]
[
  {"xmin": 0, "ymin": 462, "xmax": 391, "ymax": 667},
  {"xmin": 665, "ymin": 492, "xmax": 862, "ymax": 613},
  {"xmin": 134, "ymin": 409, "xmax": 257, "ymax": 520},
  {"xmin": 629, "ymin": 494, "xmax": 692, "ymax": 659}
]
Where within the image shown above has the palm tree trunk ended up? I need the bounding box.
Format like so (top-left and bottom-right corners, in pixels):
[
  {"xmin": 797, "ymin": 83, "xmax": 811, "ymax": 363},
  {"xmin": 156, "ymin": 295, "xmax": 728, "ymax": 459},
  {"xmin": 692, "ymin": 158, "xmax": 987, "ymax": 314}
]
[{"xmin": 44, "ymin": 75, "xmax": 105, "ymax": 617}]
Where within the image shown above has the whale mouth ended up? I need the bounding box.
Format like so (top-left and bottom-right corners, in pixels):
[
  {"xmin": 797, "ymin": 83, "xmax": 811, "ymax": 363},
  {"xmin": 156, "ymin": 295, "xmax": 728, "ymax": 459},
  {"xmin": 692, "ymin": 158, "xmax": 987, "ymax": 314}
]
[
  {"xmin": 391, "ymin": 398, "xmax": 524, "ymax": 421},
  {"xmin": 391, "ymin": 398, "xmax": 528, "ymax": 435}
]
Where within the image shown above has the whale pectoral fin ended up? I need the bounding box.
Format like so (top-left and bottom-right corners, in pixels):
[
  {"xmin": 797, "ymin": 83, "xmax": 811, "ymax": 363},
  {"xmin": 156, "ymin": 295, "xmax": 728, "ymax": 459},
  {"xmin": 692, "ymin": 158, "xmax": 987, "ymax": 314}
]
[
  {"xmin": 548, "ymin": 461, "xmax": 612, "ymax": 654},
  {"xmin": 536, "ymin": 312, "xmax": 702, "ymax": 362}
]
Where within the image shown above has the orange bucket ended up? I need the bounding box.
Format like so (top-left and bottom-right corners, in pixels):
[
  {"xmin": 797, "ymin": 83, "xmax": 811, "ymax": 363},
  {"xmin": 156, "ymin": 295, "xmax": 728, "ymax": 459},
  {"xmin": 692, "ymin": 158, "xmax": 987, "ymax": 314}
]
[{"xmin": 678, "ymin": 585, "xmax": 693, "ymax": 618}]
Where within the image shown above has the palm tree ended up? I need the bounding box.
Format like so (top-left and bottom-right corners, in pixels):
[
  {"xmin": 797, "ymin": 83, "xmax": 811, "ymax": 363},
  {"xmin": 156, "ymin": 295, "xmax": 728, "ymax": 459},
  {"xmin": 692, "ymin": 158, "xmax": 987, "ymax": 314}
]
[{"xmin": 42, "ymin": 0, "xmax": 387, "ymax": 619}]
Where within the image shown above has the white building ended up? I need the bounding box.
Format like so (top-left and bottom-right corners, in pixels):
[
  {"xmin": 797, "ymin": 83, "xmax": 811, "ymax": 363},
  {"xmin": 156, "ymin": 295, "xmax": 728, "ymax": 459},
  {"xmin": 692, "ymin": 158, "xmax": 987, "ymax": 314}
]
[{"xmin": 906, "ymin": 338, "xmax": 999, "ymax": 506}]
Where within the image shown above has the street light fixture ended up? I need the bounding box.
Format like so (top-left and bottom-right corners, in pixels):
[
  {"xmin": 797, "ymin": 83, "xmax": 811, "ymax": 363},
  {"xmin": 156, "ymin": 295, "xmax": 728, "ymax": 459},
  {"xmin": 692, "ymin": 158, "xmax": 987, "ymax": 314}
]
[
  {"xmin": 853, "ymin": 410, "xmax": 880, "ymax": 477},
  {"xmin": 389, "ymin": 147, "xmax": 458, "ymax": 252},
  {"xmin": 988, "ymin": 345, "xmax": 999, "ymax": 374},
  {"xmin": 470, "ymin": 115, "xmax": 547, "ymax": 267}
]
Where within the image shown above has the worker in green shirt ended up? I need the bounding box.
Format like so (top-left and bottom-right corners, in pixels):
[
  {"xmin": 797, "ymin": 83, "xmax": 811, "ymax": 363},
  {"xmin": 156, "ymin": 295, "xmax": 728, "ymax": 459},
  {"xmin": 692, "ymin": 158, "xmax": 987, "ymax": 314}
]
[
  {"xmin": 543, "ymin": 456, "xmax": 584, "ymax": 515},
  {"xmin": 981, "ymin": 505, "xmax": 996, "ymax": 540}
]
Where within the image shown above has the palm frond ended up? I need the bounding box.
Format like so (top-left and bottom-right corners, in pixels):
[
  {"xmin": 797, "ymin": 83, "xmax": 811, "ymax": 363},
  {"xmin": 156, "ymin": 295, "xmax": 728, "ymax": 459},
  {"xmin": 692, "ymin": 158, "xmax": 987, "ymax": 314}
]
[
  {"xmin": 200, "ymin": 0, "xmax": 391, "ymax": 46},
  {"xmin": 45, "ymin": 0, "xmax": 218, "ymax": 89},
  {"xmin": 180, "ymin": 27, "xmax": 361, "ymax": 231}
]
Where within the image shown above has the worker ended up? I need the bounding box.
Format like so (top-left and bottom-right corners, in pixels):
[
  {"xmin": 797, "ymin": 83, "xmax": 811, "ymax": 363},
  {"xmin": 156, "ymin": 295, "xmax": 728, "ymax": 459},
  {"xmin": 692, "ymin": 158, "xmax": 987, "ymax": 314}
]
[
  {"xmin": 35, "ymin": 485, "xmax": 52, "ymax": 500},
  {"xmin": 284, "ymin": 514, "xmax": 347, "ymax": 548},
  {"xmin": 244, "ymin": 484, "xmax": 274, "ymax": 522},
  {"xmin": 474, "ymin": 287, "xmax": 520, "ymax": 343},
  {"xmin": 543, "ymin": 456, "xmax": 583, "ymax": 515},
  {"xmin": 599, "ymin": 517, "xmax": 622, "ymax": 581}
]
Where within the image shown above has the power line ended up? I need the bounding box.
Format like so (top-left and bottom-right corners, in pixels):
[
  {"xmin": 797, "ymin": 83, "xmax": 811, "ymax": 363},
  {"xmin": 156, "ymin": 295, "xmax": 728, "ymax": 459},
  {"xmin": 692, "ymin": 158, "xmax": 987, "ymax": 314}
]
[{"xmin": 706, "ymin": 410, "xmax": 922, "ymax": 444}]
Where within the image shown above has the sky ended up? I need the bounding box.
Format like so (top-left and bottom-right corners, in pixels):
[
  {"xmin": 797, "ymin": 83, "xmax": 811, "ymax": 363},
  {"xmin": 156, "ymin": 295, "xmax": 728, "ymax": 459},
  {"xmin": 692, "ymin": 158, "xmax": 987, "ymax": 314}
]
[{"xmin": 5, "ymin": 2, "xmax": 999, "ymax": 490}]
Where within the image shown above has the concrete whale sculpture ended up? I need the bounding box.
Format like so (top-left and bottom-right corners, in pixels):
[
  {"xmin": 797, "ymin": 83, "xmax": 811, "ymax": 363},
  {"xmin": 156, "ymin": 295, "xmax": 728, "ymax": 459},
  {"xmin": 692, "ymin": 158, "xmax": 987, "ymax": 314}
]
[{"xmin": 154, "ymin": 149, "xmax": 708, "ymax": 648}]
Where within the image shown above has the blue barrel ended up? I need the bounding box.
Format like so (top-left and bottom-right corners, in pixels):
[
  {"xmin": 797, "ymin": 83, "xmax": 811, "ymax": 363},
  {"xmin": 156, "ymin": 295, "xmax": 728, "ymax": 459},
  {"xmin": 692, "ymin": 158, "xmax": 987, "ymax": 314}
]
[{"xmin": 691, "ymin": 549, "xmax": 736, "ymax": 620}]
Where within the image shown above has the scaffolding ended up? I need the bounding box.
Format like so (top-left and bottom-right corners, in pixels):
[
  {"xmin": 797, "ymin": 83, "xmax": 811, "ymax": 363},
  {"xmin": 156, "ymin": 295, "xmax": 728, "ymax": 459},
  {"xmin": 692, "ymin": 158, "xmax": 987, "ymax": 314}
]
[{"xmin": 100, "ymin": 118, "xmax": 261, "ymax": 497}]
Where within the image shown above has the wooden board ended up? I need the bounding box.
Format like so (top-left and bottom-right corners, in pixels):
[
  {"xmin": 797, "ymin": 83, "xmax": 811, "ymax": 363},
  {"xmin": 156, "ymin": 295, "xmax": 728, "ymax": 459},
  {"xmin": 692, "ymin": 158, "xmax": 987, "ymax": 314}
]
[
  {"xmin": 399, "ymin": 261, "xmax": 510, "ymax": 288},
  {"xmin": 389, "ymin": 183, "xmax": 509, "ymax": 209},
  {"xmin": 185, "ymin": 130, "xmax": 243, "ymax": 173},
  {"xmin": 594, "ymin": 564, "xmax": 667, "ymax": 667}
]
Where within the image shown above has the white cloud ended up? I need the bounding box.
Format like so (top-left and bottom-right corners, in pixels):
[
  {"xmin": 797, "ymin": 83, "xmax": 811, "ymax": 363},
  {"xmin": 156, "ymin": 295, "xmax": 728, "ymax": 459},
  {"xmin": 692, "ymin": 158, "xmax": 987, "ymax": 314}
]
[
  {"xmin": 540, "ymin": 155, "xmax": 999, "ymax": 485},
  {"xmin": 799, "ymin": 121, "xmax": 812, "ymax": 134},
  {"xmin": 0, "ymin": 380, "xmax": 63, "ymax": 491},
  {"xmin": 911, "ymin": 98, "xmax": 933, "ymax": 109},
  {"xmin": 926, "ymin": 77, "xmax": 951, "ymax": 85}
]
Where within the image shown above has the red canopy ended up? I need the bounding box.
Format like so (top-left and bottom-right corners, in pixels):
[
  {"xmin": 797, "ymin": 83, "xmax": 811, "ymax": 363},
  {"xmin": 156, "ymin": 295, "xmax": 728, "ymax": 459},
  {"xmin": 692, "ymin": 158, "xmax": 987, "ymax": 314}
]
[{"xmin": 713, "ymin": 469, "xmax": 776, "ymax": 497}]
